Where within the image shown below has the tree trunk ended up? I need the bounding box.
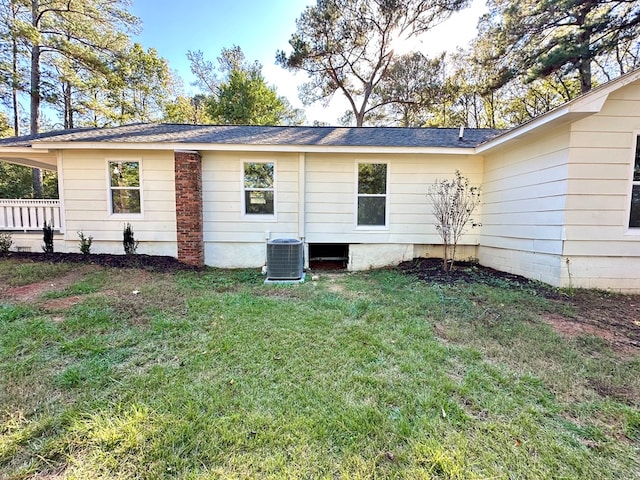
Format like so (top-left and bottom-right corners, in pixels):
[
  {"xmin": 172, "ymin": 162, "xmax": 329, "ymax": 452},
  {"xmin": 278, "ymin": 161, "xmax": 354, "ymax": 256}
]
[
  {"xmin": 579, "ymin": 60, "xmax": 592, "ymax": 95},
  {"xmin": 30, "ymin": 3, "xmax": 40, "ymax": 135},
  {"xmin": 12, "ymin": 37, "xmax": 19, "ymax": 136},
  {"xmin": 7, "ymin": 1, "xmax": 21, "ymax": 136},
  {"xmin": 64, "ymin": 80, "xmax": 73, "ymax": 129},
  {"xmin": 30, "ymin": 0, "xmax": 43, "ymax": 198},
  {"xmin": 575, "ymin": 6, "xmax": 592, "ymax": 95},
  {"xmin": 31, "ymin": 168, "xmax": 43, "ymax": 198},
  {"xmin": 442, "ymin": 243, "xmax": 449, "ymax": 272}
]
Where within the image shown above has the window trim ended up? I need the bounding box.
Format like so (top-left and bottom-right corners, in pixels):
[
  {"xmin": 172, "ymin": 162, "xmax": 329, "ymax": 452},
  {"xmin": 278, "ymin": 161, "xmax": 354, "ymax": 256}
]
[
  {"xmin": 241, "ymin": 159, "xmax": 277, "ymax": 221},
  {"xmin": 107, "ymin": 158, "xmax": 143, "ymax": 217},
  {"xmin": 626, "ymin": 131, "xmax": 640, "ymax": 234},
  {"xmin": 354, "ymin": 160, "xmax": 389, "ymax": 230}
]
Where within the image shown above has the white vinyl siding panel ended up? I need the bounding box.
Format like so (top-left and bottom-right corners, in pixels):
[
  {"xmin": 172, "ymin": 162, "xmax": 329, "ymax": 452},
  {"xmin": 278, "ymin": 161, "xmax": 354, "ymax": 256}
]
[
  {"xmin": 201, "ymin": 151, "xmax": 299, "ymax": 245},
  {"xmin": 59, "ymin": 149, "xmax": 176, "ymax": 250},
  {"xmin": 563, "ymin": 80, "xmax": 640, "ymax": 257},
  {"xmin": 480, "ymin": 79, "xmax": 640, "ymax": 287},
  {"xmin": 478, "ymin": 246, "xmax": 565, "ymax": 287},
  {"xmin": 304, "ymin": 153, "xmax": 483, "ymax": 244},
  {"xmin": 479, "ymin": 128, "xmax": 570, "ymax": 280}
]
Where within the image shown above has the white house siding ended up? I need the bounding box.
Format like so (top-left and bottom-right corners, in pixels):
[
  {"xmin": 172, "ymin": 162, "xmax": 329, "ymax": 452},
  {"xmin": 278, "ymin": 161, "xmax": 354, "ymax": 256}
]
[
  {"xmin": 479, "ymin": 128, "xmax": 571, "ymax": 286},
  {"xmin": 199, "ymin": 150, "xmax": 482, "ymax": 269},
  {"xmin": 7, "ymin": 232, "xmax": 64, "ymax": 253},
  {"xmin": 304, "ymin": 153, "xmax": 483, "ymax": 270},
  {"xmin": 59, "ymin": 149, "xmax": 177, "ymax": 256},
  {"xmin": 562, "ymin": 81, "xmax": 640, "ymax": 292},
  {"xmin": 201, "ymin": 151, "xmax": 300, "ymax": 268}
]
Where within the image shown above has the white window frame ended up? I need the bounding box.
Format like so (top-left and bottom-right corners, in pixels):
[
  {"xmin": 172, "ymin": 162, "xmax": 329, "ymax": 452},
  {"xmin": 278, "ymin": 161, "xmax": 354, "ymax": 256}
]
[
  {"xmin": 107, "ymin": 158, "xmax": 143, "ymax": 217},
  {"xmin": 627, "ymin": 131, "xmax": 640, "ymax": 235},
  {"xmin": 241, "ymin": 160, "xmax": 277, "ymax": 221},
  {"xmin": 354, "ymin": 160, "xmax": 389, "ymax": 230}
]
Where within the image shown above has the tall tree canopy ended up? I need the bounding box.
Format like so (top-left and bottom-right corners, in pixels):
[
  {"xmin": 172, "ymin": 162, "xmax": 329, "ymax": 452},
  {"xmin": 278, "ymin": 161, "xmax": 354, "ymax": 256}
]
[
  {"xmin": 0, "ymin": 0, "xmax": 141, "ymax": 197},
  {"xmin": 0, "ymin": 111, "xmax": 12, "ymax": 137},
  {"xmin": 369, "ymin": 52, "xmax": 447, "ymax": 127},
  {"xmin": 188, "ymin": 46, "xmax": 304, "ymax": 125},
  {"xmin": 0, "ymin": 0, "xmax": 181, "ymax": 131},
  {"xmin": 163, "ymin": 94, "xmax": 212, "ymax": 125},
  {"xmin": 22, "ymin": 0, "xmax": 140, "ymax": 134},
  {"xmin": 0, "ymin": 0, "xmax": 29, "ymax": 135},
  {"xmin": 476, "ymin": 0, "xmax": 640, "ymax": 96},
  {"xmin": 276, "ymin": 0, "xmax": 469, "ymax": 126},
  {"xmin": 0, "ymin": 1, "xmax": 185, "ymax": 196},
  {"xmin": 209, "ymin": 69, "xmax": 292, "ymax": 125},
  {"xmin": 105, "ymin": 43, "xmax": 174, "ymax": 125}
]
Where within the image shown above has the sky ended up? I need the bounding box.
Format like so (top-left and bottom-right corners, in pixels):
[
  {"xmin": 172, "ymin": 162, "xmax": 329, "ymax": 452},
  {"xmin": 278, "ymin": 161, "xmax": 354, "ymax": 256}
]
[{"xmin": 128, "ymin": 0, "xmax": 488, "ymax": 125}]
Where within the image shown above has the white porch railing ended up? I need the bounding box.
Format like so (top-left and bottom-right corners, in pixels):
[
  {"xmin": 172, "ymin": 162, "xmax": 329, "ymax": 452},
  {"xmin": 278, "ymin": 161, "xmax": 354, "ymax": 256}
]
[{"xmin": 0, "ymin": 199, "xmax": 63, "ymax": 231}]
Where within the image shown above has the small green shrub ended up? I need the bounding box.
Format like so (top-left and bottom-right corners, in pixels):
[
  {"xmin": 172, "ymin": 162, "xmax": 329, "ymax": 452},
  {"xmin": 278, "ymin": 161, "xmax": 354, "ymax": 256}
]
[
  {"xmin": 77, "ymin": 231, "xmax": 93, "ymax": 255},
  {"xmin": 123, "ymin": 223, "xmax": 138, "ymax": 255},
  {"xmin": 0, "ymin": 232, "xmax": 12, "ymax": 255},
  {"xmin": 42, "ymin": 221, "xmax": 54, "ymax": 253}
]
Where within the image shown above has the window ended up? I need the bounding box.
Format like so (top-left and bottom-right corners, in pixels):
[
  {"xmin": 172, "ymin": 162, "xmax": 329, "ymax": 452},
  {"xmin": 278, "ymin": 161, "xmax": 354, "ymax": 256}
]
[
  {"xmin": 244, "ymin": 162, "xmax": 274, "ymax": 215},
  {"xmin": 357, "ymin": 162, "xmax": 387, "ymax": 226},
  {"xmin": 630, "ymin": 138, "xmax": 640, "ymax": 228},
  {"xmin": 109, "ymin": 161, "xmax": 141, "ymax": 214}
]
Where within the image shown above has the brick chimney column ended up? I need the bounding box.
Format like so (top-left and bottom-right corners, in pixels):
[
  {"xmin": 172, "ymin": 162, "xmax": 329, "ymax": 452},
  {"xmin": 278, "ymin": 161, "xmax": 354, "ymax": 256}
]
[{"xmin": 174, "ymin": 150, "xmax": 204, "ymax": 267}]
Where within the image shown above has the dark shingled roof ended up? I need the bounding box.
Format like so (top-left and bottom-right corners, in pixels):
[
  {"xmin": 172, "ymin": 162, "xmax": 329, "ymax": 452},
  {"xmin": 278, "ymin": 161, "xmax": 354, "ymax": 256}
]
[
  {"xmin": 0, "ymin": 123, "xmax": 506, "ymax": 148},
  {"xmin": 0, "ymin": 127, "xmax": 90, "ymax": 147}
]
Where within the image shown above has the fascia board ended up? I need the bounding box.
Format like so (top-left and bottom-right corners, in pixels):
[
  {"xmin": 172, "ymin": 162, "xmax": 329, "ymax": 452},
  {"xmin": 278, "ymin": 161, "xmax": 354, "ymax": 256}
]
[
  {"xmin": 476, "ymin": 107, "xmax": 572, "ymax": 153},
  {"xmin": 476, "ymin": 98, "xmax": 608, "ymax": 154},
  {"xmin": 478, "ymin": 70, "xmax": 640, "ymax": 154},
  {"xmin": 0, "ymin": 146, "xmax": 50, "ymax": 154},
  {"xmin": 32, "ymin": 141, "xmax": 477, "ymax": 155}
]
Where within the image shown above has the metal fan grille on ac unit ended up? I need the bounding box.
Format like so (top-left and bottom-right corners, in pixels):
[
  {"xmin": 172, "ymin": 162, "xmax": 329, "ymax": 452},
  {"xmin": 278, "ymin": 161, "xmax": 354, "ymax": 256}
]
[{"xmin": 267, "ymin": 238, "xmax": 304, "ymax": 280}]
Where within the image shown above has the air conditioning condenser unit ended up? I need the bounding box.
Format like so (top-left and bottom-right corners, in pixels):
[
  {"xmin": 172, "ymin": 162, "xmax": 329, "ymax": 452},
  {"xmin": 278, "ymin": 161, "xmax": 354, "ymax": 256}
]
[{"xmin": 267, "ymin": 238, "xmax": 304, "ymax": 281}]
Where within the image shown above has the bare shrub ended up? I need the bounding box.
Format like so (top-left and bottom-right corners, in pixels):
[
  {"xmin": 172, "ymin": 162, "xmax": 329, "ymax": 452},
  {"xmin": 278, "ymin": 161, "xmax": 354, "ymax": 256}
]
[{"xmin": 427, "ymin": 170, "xmax": 481, "ymax": 272}]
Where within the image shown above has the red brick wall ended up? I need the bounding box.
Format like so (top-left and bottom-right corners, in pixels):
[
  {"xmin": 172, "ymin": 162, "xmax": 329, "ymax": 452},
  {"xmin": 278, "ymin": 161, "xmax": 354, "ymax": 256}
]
[{"xmin": 174, "ymin": 150, "xmax": 204, "ymax": 267}]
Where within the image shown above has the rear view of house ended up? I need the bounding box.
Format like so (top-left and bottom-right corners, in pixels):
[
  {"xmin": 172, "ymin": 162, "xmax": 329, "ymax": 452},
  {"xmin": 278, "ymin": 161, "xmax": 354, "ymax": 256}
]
[{"xmin": 2, "ymin": 69, "xmax": 640, "ymax": 292}]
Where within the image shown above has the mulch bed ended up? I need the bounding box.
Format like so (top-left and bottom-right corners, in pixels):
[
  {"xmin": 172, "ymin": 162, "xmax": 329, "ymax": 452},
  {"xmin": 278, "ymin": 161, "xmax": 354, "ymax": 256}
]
[
  {"xmin": 1, "ymin": 251, "xmax": 197, "ymax": 273},
  {"xmin": 397, "ymin": 257, "xmax": 557, "ymax": 295}
]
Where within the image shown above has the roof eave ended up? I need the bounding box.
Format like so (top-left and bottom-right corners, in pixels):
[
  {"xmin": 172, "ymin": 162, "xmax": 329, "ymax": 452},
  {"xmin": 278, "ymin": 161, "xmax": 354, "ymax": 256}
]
[
  {"xmin": 0, "ymin": 146, "xmax": 50, "ymax": 153},
  {"xmin": 32, "ymin": 141, "xmax": 480, "ymax": 155},
  {"xmin": 0, "ymin": 147, "xmax": 58, "ymax": 171},
  {"xmin": 477, "ymin": 68, "xmax": 640, "ymax": 154},
  {"xmin": 476, "ymin": 108, "xmax": 589, "ymax": 153}
]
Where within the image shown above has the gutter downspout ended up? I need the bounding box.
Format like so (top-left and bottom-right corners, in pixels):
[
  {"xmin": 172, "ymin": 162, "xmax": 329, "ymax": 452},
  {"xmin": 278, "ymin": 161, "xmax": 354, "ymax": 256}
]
[{"xmin": 298, "ymin": 152, "xmax": 307, "ymax": 268}]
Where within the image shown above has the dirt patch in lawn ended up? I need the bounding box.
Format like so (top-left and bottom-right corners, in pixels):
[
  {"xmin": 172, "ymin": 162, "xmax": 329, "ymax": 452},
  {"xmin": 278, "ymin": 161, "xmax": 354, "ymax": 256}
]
[
  {"xmin": 324, "ymin": 273, "xmax": 348, "ymax": 294},
  {"xmin": 545, "ymin": 290, "xmax": 640, "ymax": 355},
  {"xmin": 42, "ymin": 295, "xmax": 86, "ymax": 311},
  {"xmin": 398, "ymin": 257, "xmax": 640, "ymax": 355},
  {"xmin": 2, "ymin": 269, "xmax": 86, "ymax": 302},
  {"xmin": 1, "ymin": 253, "xmax": 194, "ymax": 317}
]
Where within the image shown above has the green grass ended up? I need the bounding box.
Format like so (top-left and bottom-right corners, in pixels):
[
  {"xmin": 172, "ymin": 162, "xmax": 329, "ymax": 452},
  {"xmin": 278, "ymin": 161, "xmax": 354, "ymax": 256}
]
[
  {"xmin": 0, "ymin": 260, "xmax": 638, "ymax": 479},
  {"xmin": 42, "ymin": 270, "xmax": 107, "ymax": 299},
  {"xmin": 0, "ymin": 260, "xmax": 75, "ymax": 286}
]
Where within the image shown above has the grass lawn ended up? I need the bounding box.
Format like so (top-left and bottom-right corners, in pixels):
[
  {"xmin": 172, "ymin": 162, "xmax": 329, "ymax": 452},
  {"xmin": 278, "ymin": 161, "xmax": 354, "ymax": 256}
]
[{"xmin": 0, "ymin": 258, "xmax": 639, "ymax": 479}]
